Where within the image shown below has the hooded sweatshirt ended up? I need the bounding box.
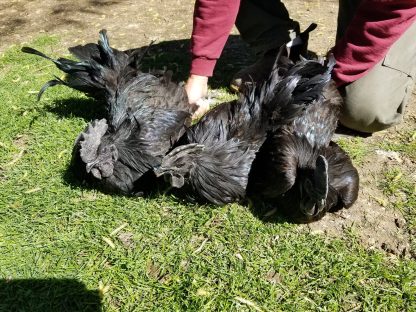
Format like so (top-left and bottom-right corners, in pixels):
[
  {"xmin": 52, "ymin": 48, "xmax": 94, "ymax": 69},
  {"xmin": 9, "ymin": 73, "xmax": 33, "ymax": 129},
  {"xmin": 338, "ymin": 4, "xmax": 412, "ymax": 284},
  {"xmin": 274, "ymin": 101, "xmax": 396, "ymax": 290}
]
[{"xmin": 190, "ymin": 0, "xmax": 416, "ymax": 86}]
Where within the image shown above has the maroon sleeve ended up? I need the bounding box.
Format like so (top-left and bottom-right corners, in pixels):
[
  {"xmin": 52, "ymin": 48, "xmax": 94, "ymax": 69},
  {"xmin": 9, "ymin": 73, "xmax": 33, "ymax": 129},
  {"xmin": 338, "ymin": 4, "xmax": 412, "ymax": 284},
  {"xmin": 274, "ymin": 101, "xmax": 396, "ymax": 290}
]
[
  {"xmin": 190, "ymin": 0, "xmax": 241, "ymax": 77},
  {"xmin": 332, "ymin": 0, "xmax": 416, "ymax": 87}
]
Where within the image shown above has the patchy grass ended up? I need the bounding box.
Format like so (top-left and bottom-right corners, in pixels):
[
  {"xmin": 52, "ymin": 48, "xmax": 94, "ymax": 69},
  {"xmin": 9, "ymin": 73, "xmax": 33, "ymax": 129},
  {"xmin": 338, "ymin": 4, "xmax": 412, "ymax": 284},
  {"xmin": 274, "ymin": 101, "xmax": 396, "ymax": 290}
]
[
  {"xmin": 381, "ymin": 168, "xmax": 416, "ymax": 253},
  {"xmin": 337, "ymin": 137, "xmax": 371, "ymax": 166},
  {"xmin": 378, "ymin": 130, "xmax": 416, "ymax": 162},
  {"xmin": 1, "ymin": 37, "xmax": 416, "ymax": 311}
]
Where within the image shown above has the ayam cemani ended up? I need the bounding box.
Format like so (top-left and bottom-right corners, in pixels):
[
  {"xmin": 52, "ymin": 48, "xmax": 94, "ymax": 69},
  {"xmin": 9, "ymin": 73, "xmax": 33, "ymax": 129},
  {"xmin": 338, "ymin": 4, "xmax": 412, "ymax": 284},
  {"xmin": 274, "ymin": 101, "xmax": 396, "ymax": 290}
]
[
  {"xmin": 23, "ymin": 30, "xmax": 197, "ymax": 195},
  {"xmin": 156, "ymin": 41, "xmax": 359, "ymax": 222}
]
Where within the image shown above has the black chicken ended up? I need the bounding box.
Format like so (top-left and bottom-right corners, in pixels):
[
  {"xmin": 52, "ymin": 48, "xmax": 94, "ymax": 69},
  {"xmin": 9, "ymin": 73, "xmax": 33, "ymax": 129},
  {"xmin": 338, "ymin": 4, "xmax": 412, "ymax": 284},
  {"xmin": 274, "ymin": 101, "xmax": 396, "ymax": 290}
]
[
  {"xmin": 247, "ymin": 57, "xmax": 359, "ymax": 223},
  {"xmin": 153, "ymin": 47, "xmax": 327, "ymax": 205},
  {"xmin": 23, "ymin": 30, "xmax": 196, "ymax": 194},
  {"xmin": 153, "ymin": 98, "xmax": 265, "ymax": 205}
]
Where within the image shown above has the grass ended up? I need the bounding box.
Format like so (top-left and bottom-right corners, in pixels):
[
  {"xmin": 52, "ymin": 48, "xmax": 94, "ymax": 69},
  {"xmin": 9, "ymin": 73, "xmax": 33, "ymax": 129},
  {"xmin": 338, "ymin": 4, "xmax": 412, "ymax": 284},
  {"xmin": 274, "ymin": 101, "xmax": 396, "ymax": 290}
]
[
  {"xmin": 1, "ymin": 37, "xmax": 416, "ymax": 311},
  {"xmin": 336, "ymin": 137, "xmax": 371, "ymax": 166},
  {"xmin": 381, "ymin": 168, "xmax": 416, "ymax": 253},
  {"xmin": 378, "ymin": 130, "xmax": 416, "ymax": 162}
]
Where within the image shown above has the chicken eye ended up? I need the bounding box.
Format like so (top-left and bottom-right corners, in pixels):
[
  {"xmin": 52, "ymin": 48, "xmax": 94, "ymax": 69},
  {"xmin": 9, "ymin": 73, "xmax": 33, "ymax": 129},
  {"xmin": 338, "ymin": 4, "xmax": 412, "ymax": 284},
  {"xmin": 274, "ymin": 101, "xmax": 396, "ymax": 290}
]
[
  {"xmin": 97, "ymin": 144, "xmax": 106, "ymax": 153},
  {"xmin": 172, "ymin": 157, "xmax": 187, "ymax": 169}
]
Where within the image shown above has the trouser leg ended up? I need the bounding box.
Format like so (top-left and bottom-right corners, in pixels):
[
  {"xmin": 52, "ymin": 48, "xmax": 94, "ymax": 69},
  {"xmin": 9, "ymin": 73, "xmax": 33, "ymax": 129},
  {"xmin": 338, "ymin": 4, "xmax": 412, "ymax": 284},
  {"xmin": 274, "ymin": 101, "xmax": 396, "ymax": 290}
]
[
  {"xmin": 340, "ymin": 65, "xmax": 414, "ymax": 133},
  {"xmin": 235, "ymin": 0, "xmax": 300, "ymax": 55},
  {"xmin": 338, "ymin": 21, "xmax": 416, "ymax": 133},
  {"xmin": 336, "ymin": 0, "xmax": 362, "ymax": 40}
]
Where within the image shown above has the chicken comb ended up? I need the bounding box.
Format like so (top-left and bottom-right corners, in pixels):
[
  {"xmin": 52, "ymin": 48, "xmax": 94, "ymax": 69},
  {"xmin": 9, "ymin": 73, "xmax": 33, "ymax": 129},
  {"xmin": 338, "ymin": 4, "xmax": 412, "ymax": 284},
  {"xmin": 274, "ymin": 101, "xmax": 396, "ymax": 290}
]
[{"xmin": 79, "ymin": 119, "xmax": 108, "ymax": 164}]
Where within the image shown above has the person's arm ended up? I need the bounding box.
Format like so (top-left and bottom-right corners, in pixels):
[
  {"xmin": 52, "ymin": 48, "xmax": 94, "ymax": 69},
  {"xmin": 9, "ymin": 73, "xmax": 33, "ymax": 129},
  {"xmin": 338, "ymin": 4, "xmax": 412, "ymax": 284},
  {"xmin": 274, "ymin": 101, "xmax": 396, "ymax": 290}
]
[
  {"xmin": 332, "ymin": 0, "xmax": 416, "ymax": 87},
  {"xmin": 186, "ymin": 0, "xmax": 240, "ymax": 114},
  {"xmin": 190, "ymin": 0, "xmax": 240, "ymax": 77}
]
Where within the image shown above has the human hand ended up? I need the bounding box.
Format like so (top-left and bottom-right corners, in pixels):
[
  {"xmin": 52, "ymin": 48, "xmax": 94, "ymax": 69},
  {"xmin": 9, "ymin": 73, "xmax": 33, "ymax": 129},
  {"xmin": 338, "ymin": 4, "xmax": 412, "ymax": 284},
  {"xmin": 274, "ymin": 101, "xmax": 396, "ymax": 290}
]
[{"xmin": 185, "ymin": 74, "xmax": 209, "ymax": 119}]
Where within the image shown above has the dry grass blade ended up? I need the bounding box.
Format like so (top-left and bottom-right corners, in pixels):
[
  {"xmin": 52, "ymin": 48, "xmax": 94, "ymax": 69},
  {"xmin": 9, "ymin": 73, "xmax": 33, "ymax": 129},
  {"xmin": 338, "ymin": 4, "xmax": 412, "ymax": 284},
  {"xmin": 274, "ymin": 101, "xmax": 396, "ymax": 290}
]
[
  {"xmin": 193, "ymin": 238, "xmax": 208, "ymax": 254},
  {"xmin": 24, "ymin": 187, "xmax": 42, "ymax": 194},
  {"xmin": 235, "ymin": 296, "xmax": 264, "ymax": 312},
  {"xmin": 102, "ymin": 236, "xmax": 116, "ymax": 249},
  {"xmin": 4, "ymin": 149, "xmax": 25, "ymax": 167},
  {"xmin": 110, "ymin": 222, "xmax": 128, "ymax": 236}
]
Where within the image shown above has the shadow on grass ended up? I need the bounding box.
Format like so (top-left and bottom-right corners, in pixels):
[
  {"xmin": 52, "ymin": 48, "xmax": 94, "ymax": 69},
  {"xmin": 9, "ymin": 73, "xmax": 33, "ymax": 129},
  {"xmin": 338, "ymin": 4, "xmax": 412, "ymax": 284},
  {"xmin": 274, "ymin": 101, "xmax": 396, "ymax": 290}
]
[
  {"xmin": 45, "ymin": 97, "xmax": 106, "ymax": 122},
  {"xmin": 0, "ymin": 278, "xmax": 101, "ymax": 312},
  {"xmin": 247, "ymin": 198, "xmax": 293, "ymax": 224},
  {"xmin": 61, "ymin": 160, "xmax": 166, "ymax": 201}
]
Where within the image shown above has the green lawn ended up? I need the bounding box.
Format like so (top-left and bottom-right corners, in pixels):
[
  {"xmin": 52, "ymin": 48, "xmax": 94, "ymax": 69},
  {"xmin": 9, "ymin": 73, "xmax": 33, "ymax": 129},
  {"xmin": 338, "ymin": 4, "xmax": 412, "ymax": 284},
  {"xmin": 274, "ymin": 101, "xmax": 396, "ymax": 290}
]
[{"xmin": 0, "ymin": 37, "xmax": 415, "ymax": 311}]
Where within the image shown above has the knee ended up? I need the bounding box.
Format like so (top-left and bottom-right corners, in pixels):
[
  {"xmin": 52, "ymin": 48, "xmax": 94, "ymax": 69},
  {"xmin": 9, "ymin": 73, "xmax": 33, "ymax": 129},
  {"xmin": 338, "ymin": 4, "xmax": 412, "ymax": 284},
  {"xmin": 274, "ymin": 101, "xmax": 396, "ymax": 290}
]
[
  {"xmin": 338, "ymin": 87, "xmax": 398, "ymax": 133},
  {"xmin": 338, "ymin": 74, "xmax": 413, "ymax": 133}
]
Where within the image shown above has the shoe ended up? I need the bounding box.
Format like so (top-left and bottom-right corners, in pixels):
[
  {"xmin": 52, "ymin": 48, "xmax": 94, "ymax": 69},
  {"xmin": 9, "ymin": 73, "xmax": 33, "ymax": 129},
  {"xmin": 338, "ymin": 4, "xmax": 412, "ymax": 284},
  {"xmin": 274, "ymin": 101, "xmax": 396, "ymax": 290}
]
[{"xmin": 287, "ymin": 23, "xmax": 317, "ymax": 62}]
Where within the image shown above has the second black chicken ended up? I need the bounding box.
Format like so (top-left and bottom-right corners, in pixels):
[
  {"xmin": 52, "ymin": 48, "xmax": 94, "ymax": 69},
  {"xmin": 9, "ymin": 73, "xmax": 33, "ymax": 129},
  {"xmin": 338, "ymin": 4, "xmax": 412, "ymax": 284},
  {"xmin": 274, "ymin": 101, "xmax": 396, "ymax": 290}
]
[{"xmin": 247, "ymin": 56, "xmax": 359, "ymax": 223}]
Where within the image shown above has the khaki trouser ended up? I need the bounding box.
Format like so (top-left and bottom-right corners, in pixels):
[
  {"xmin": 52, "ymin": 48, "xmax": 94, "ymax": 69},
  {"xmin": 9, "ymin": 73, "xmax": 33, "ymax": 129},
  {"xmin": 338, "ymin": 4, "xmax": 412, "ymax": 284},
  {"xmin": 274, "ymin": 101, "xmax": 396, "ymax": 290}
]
[{"xmin": 235, "ymin": 0, "xmax": 416, "ymax": 133}]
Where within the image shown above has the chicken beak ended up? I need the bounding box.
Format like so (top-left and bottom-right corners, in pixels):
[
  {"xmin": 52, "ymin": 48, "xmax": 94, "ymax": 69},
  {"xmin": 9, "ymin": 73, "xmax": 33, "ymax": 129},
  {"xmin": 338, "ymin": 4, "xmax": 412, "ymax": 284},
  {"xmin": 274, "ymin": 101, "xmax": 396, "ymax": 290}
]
[
  {"xmin": 86, "ymin": 159, "xmax": 100, "ymax": 173},
  {"xmin": 85, "ymin": 163, "xmax": 94, "ymax": 173}
]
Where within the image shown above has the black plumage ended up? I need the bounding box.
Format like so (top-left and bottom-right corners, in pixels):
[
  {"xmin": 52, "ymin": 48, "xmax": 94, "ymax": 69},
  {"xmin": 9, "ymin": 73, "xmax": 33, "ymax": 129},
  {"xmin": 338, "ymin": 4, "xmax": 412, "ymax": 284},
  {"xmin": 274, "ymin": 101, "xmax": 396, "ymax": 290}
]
[
  {"xmin": 154, "ymin": 91, "xmax": 266, "ymax": 205},
  {"xmin": 321, "ymin": 141, "xmax": 360, "ymax": 212},
  {"xmin": 23, "ymin": 30, "xmax": 195, "ymax": 195},
  {"xmin": 248, "ymin": 56, "xmax": 359, "ymax": 223},
  {"xmin": 154, "ymin": 48, "xmax": 324, "ymax": 205}
]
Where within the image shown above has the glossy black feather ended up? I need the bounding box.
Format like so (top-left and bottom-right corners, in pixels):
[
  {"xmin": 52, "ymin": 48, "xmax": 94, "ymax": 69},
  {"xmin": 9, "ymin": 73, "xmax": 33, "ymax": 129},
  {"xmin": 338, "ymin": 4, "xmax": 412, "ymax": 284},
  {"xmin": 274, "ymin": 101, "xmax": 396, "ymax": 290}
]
[
  {"xmin": 286, "ymin": 23, "xmax": 317, "ymax": 62},
  {"xmin": 154, "ymin": 49, "xmax": 326, "ymax": 205},
  {"xmin": 323, "ymin": 142, "xmax": 360, "ymax": 210},
  {"xmin": 155, "ymin": 96, "xmax": 265, "ymax": 205},
  {"xmin": 248, "ymin": 55, "xmax": 359, "ymax": 223},
  {"xmin": 267, "ymin": 141, "xmax": 359, "ymax": 223},
  {"xmin": 24, "ymin": 30, "xmax": 195, "ymax": 195}
]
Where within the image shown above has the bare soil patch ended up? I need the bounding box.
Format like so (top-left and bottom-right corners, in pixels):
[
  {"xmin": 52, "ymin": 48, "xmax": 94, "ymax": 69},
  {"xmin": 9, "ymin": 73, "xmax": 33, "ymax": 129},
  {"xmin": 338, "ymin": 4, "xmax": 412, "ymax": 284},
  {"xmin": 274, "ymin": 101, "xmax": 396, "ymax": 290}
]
[
  {"xmin": 0, "ymin": 0, "xmax": 195, "ymax": 53},
  {"xmin": 307, "ymin": 144, "xmax": 413, "ymax": 258}
]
